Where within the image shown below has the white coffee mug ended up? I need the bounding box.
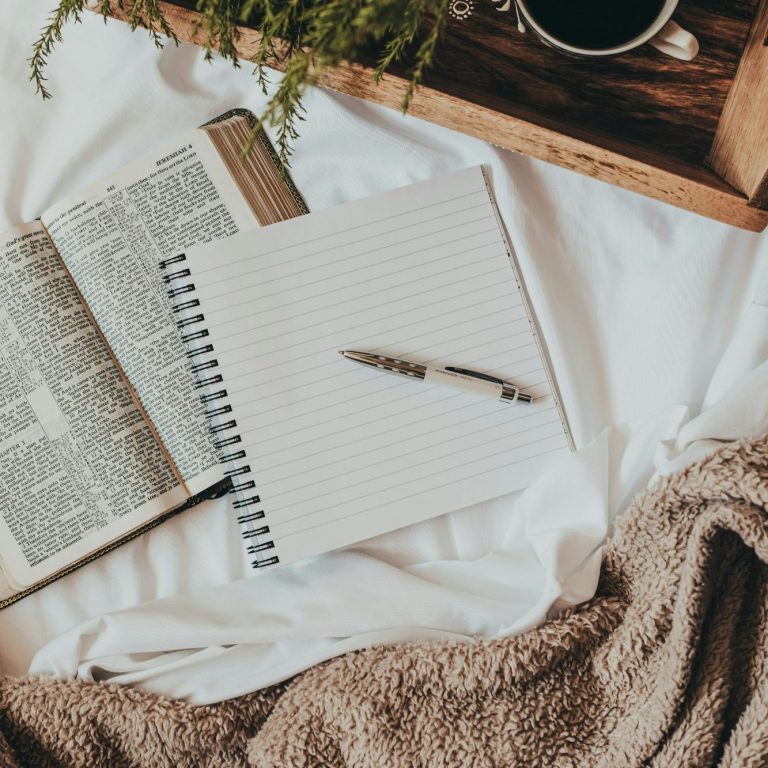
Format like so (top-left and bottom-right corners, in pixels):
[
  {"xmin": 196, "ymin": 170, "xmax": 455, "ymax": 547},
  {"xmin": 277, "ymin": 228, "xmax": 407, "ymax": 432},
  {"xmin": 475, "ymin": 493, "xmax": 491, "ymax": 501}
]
[{"xmin": 514, "ymin": 0, "xmax": 699, "ymax": 61}]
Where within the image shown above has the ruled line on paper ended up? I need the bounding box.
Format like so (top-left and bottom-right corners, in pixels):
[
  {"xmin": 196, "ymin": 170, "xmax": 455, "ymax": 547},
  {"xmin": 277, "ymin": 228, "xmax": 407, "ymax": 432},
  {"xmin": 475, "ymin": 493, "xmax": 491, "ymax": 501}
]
[
  {"xmin": 265, "ymin": 422, "xmax": 566, "ymax": 515},
  {"xmin": 236, "ymin": 357, "xmax": 546, "ymax": 441},
  {"xmin": 227, "ymin": 350, "xmax": 543, "ymax": 422},
  {"xmin": 243, "ymin": 377, "xmax": 554, "ymax": 460},
  {"xmin": 216, "ymin": 293, "xmax": 530, "ymax": 384},
  {"xmin": 264, "ymin": 413, "xmax": 564, "ymax": 499},
  {"xmin": 203, "ymin": 222, "xmax": 500, "ymax": 305},
  {"xmin": 273, "ymin": 448, "xmax": 570, "ymax": 542},
  {"xmin": 224, "ymin": 348, "xmax": 545, "ymax": 434},
  {"xmin": 217, "ymin": 270, "xmax": 516, "ymax": 379},
  {"xmin": 221, "ymin": 305, "xmax": 529, "ymax": 392},
  {"xmin": 263, "ymin": 393, "xmax": 554, "ymax": 482},
  {"xmin": 204, "ymin": 232, "xmax": 506, "ymax": 324},
  {"xmin": 225, "ymin": 336, "xmax": 540, "ymax": 404},
  {"xmin": 201, "ymin": 202, "xmax": 496, "ymax": 292},
  {"xmin": 239, "ymin": 358, "xmax": 546, "ymax": 435},
  {"xmin": 271, "ymin": 440, "xmax": 568, "ymax": 539},
  {"xmin": 212, "ymin": 264, "xmax": 516, "ymax": 349},
  {"xmin": 242, "ymin": 394, "xmax": 556, "ymax": 464},
  {"xmin": 205, "ymin": 252, "xmax": 505, "ymax": 341},
  {"xmin": 191, "ymin": 187, "xmax": 489, "ymax": 278}
]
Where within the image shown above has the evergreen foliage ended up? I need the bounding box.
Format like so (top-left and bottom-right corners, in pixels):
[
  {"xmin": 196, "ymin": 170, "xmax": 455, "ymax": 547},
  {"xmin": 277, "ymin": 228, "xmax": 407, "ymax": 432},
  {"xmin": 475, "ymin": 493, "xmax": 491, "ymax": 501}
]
[{"xmin": 30, "ymin": 0, "xmax": 451, "ymax": 163}]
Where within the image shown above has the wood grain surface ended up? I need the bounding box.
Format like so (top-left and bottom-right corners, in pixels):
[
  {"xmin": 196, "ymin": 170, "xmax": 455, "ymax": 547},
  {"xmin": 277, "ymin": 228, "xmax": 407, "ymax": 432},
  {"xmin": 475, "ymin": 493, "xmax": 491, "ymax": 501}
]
[
  {"xmin": 709, "ymin": 0, "xmax": 768, "ymax": 209},
  {"xmin": 407, "ymin": 0, "xmax": 757, "ymax": 168},
  {"xmin": 100, "ymin": 1, "xmax": 768, "ymax": 231}
]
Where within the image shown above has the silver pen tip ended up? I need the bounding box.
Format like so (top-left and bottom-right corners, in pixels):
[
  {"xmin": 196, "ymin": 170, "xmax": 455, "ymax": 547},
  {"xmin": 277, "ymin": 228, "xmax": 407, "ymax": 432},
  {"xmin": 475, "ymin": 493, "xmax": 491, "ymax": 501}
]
[{"xmin": 338, "ymin": 350, "xmax": 346, "ymax": 355}]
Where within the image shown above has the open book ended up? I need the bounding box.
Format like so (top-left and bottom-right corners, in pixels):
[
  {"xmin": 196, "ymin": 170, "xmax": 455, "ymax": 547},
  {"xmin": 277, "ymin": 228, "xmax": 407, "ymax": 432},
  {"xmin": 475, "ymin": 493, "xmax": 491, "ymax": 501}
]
[{"xmin": 0, "ymin": 110, "xmax": 306, "ymax": 606}]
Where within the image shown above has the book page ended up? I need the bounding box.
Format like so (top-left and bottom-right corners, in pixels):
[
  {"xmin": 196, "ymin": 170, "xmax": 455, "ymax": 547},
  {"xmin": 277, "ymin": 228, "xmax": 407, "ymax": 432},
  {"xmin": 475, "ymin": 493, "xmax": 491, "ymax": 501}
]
[
  {"xmin": 41, "ymin": 129, "xmax": 259, "ymax": 495},
  {"xmin": 0, "ymin": 223, "xmax": 186, "ymax": 587},
  {"xmin": 182, "ymin": 167, "xmax": 572, "ymax": 567}
]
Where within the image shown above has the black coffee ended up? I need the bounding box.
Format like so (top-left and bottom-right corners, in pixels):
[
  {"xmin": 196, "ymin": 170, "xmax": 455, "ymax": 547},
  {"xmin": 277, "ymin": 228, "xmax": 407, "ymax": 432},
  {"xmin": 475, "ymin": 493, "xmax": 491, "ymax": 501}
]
[{"xmin": 522, "ymin": 0, "xmax": 666, "ymax": 49}]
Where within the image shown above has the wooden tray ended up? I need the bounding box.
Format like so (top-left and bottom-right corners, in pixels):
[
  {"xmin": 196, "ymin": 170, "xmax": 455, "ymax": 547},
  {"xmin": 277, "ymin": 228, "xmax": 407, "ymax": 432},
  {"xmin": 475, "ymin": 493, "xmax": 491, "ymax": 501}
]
[{"xmin": 105, "ymin": 0, "xmax": 768, "ymax": 231}]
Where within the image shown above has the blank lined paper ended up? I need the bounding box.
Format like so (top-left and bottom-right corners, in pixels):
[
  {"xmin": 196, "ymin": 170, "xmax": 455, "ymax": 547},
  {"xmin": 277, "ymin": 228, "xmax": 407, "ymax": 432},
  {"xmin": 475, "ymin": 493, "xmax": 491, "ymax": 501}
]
[{"xmin": 184, "ymin": 167, "xmax": 571, "ymax": 566}]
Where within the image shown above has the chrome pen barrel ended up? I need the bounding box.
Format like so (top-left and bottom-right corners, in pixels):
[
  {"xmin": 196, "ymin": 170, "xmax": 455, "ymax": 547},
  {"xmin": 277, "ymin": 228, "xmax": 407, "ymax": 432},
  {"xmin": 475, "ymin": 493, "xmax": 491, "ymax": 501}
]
[
  {"xmin": 501, "ymin": 383, "xmax": 533, "ymax": 404},
  {"xmin": 342, "ymin": 350, "xmax": 532, "ymax": 403},
  {"xmin": 340, "ymin": 351, "xmax": 426, "ymax": 379}
]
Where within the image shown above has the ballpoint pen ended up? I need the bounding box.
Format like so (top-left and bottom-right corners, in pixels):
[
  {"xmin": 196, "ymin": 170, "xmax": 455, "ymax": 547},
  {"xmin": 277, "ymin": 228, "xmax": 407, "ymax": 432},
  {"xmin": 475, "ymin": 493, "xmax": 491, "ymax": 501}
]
[{"xmin": 339, "ymin": 350, "xmax": 533, "ymax": 404}]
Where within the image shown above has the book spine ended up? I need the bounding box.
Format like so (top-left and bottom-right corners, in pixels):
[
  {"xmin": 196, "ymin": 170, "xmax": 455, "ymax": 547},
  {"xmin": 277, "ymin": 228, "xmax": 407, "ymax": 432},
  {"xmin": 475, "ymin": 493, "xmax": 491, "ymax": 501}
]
[{"xmin": 159, "ymin": 253, "xmax": 279, "ymax": 569}]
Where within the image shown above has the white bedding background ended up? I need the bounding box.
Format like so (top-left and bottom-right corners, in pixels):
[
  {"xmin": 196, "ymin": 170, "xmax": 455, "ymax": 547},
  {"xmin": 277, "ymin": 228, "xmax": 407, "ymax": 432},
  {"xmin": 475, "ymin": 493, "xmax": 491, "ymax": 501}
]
[{"xmin": 1, "ymin": 2, "xmax": 767, "ymax": 703}]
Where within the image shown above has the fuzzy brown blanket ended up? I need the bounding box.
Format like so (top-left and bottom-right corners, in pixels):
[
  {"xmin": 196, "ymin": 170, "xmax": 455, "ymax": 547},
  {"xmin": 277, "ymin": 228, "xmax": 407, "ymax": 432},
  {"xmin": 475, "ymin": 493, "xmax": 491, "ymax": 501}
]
[{"xmin": 1, "ymin": 433, "xmax": 767, "ymax": 768}]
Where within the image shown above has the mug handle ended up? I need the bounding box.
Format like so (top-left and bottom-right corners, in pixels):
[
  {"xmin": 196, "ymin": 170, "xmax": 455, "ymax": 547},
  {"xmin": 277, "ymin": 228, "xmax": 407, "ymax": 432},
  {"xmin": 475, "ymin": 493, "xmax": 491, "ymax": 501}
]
[{"xmin": 649, "ymin": 19, "xmax": 699, "ymax": 61}]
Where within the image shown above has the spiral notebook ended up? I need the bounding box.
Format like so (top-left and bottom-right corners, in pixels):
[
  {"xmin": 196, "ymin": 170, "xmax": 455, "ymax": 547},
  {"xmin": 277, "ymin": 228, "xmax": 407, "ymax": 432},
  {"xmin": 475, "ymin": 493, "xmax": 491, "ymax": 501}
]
[{"xmin": 162, "ymin": 167, "xmax": 572, "ymax": 568}]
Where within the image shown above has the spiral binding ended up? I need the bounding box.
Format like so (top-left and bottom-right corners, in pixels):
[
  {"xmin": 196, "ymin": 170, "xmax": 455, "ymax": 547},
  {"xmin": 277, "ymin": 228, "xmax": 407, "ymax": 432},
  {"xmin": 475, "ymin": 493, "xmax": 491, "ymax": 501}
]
[{"xmin": 160, "ymin": 253, "xmax": 279, "ymax": 569}]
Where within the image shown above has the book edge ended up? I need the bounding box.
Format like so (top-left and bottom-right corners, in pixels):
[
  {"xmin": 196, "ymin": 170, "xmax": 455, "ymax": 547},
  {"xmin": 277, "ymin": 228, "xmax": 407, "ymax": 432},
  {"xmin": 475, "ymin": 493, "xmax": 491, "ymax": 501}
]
[{"xmin": 0, "ymin": 478, "xmax": 231, "ymax": 610}]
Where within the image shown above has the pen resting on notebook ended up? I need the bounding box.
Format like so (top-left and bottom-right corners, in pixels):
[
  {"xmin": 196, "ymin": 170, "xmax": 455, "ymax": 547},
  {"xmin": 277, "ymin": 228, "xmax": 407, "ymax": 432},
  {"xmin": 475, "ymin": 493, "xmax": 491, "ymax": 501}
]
[
  {"xmin": 173, "ymin": 166, "xmax": 571, "ymax": 568},
  {"xmin": 339, "ymin": 350, "xmax": 533, "ymax": 403}
]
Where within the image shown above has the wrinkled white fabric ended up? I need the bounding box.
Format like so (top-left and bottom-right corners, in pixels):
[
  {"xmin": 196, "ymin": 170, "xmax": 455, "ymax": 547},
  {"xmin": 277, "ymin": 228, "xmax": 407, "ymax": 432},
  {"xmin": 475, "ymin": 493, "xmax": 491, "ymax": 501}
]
[{"xmin": 1, "ymin": 1, "xmax": 766, "ymax": 703}]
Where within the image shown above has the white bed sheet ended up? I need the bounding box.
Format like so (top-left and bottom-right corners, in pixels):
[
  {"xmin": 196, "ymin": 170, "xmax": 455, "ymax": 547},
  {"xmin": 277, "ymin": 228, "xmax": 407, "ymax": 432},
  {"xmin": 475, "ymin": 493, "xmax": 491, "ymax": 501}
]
[{"xmin": 1, "ymin": 2, "xmax": 767, "ymax": 703}]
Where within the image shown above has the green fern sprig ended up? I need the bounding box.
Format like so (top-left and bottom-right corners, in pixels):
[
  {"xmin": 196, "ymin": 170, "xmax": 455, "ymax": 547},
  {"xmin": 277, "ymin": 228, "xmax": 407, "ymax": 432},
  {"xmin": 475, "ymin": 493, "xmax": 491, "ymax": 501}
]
[
  {"xmin": 121, "ymin": 0, "xmax": 178, "ymax": 47},
  {"xmin": 30, "ymin": 0, "xmax": 87, "ymax": 99},
  {"xmin": 192, "ymin": 0, "xmax": 242, "ymax": 64},
  {"xmin": 30, "ymin": 0, "xmax": 452, "ymax": 164},
  {"xmin": 30, "ymin": 0, "xmax": 176, "ymax": 100}
]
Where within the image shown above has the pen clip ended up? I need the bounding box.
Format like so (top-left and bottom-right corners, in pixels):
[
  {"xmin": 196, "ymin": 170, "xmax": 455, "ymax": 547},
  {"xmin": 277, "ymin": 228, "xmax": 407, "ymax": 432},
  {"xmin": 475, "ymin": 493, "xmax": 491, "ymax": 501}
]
[{"xmin": 444, "ymin": 366, "xmax": 507, "ymax": 386}]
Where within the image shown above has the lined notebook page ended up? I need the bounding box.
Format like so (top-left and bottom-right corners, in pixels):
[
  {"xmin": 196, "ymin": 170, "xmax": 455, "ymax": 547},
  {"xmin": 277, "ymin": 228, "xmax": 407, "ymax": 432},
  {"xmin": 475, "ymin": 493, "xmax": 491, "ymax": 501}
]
[{"xmin": 183, "ymin": 167, "xmax": 571, "ymax": 566}]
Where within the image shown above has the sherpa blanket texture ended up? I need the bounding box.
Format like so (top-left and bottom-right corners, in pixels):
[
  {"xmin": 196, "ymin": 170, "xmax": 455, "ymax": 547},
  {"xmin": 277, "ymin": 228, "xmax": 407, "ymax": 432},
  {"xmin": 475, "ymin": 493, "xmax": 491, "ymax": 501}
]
[{"xmin": 0, "ymin": 433, "xmax": 767, "ymax": 768}]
